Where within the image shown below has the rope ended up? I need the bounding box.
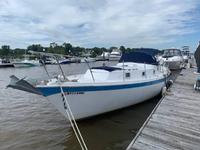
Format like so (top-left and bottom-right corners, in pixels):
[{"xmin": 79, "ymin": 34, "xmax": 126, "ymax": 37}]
[{"xmin": 60, "ymin": 87, "xmax": 88, "ymax": 150}]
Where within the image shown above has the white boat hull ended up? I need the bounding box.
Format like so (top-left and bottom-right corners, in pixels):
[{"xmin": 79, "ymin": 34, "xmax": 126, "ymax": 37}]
[
  {"xmin": 109, "ymin": 57, "xmax": 121, "ymax": 61},
  {"xmin": 38, "ymin": 79, "xmax": 164, "ymax": 120},
  {"xmin": 13, "ymin": 63, "xmax": 40, "ymax": 68},
  {"xmin": 165, "ymin": 61, "xmax": 182, "ymax": 70}
]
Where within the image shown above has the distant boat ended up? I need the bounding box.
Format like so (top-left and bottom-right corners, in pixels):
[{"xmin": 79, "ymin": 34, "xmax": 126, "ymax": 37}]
[
  {"xmin": 13, "ymin": 49, "xmax": 42, "ymax": 68},
  {"xmin": 41, "ymin": 56, "xmax": 57, "ymax": 65},
  {"xmin": 13, "ymin": 59, "xmax": 41, "ymax": 68},
  {"xmin": 109, "ymin": 49, "xmax": 121, "ymax": 61},
  {"xmin": 70, "ymin": 57, "xmax": 81, "ymax": 63},
  {"xmin": 59, "ymin": 56, "xmax": 81, "ymax": 64},
  {"xmin": 8, "ymin": 52, "xmax": 170, "ymax": 120},
  {"xmin": 181, "ymin": 46, "xmax": 191, "ymax": 63},
  {"xmin": 0, "ymin": 59, "xmax": 14, "ymax": 68},
  {"xmin": 59, "ymin": 58, "xmax": 72, "ymax": 64},
  {"xmin": 81, "ymin": 57, "xmax": 96, "ymax": 63},
  {"xmin": 159, "ymin": 49, "xmax": 184, "ymax": 70},
  {"xmin": 96, "ymin": 52, "xmax": 110, "ymax": 61}
]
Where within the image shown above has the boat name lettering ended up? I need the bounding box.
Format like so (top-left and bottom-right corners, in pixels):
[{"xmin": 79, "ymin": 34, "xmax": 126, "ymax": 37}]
[{"xmin": 65, "ymin": 92, "xmax": 85, "ymax": 95}]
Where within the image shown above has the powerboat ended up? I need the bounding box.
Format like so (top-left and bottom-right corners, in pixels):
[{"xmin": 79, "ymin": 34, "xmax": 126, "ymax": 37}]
[
  {"xmin": 13, "ymin": 59, "xmax": 41, "ymax": 68},
  {"xmin": 59, "ymin": 58, "xmax": 72, "ymax": 64},
  {"xmin": 109, "ymin": 49, "xmax": 121, "ymax": 61},
  {"xmin": 182, "ymin": 46, "xmax": 190, "ymax": 62},
  {"xmin": 182, "ymin": 50, "xmax": 190, "ymax": 62},
  {"xmin": 8, "ymin": 52, "xmax": 169, "ymax": 120},
  {"xmin": 96, "ymin": 52, "xmax": 110, "ymax": 61},
  {"xmin": 80, "ymin": 57, "xmax": 96, "ymax": 63},
  {"xmin": 42, "ymin": 56, "xmax": 57, "ymax": 64},
  {"xmin": 160, "ymin": 49, "xmax": 184, "ymax": 70}
]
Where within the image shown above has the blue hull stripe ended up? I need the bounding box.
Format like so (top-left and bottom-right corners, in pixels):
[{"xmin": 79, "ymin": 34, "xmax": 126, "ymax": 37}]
[{"xmin": 37, "ymin": 78, "xmax": 165, "ymax": 96}]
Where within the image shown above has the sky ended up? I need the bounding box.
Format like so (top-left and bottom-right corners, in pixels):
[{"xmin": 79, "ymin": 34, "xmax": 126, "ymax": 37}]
[{"xmin": 0, "ymin": 0, "xmax": 200, "ymax": 51}]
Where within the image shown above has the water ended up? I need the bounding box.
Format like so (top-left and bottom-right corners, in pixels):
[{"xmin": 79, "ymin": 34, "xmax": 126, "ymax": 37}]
[{"xmin": 0, "ymin": 62, "xmax": 173, "ymax": 150}]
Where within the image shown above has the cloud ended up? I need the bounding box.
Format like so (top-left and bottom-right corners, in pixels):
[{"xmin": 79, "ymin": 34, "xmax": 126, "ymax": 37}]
[{"xmin": 0, "ymin": 0, "xmax": 200, "ymax": 48}]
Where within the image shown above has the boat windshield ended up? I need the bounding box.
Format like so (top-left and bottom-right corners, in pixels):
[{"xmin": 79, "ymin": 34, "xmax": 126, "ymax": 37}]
[
  {"xmin": 163, "ymin": 49, "xmax": 181, "ymax": 57},
  {"xmin": 182, "ymin": 51, "xmax": 190, "ymax": 56}
]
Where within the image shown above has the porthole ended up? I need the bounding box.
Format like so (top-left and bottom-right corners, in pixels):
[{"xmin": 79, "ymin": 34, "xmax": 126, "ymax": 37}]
[{"xmin": 125, "ymin": 72, "xmax": 130, "ymax": 78}]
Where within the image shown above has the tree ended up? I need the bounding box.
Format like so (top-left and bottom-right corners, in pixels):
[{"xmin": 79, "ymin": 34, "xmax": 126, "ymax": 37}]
[
  {"xmin": 27, "ymin": 44, "xmax": 43, "ymax": 52},
  {"xmin": 100, "ymin": 47, "xmax": 107, "ymax": 53},
  {"xmin": 63, "ymin": 43, "xmax": 72, "ymax": 55},
  {"xmin": 126, "ymin": 48, "xmax": 132, "ymax": 52},
  {"xmin": 90, "ymin": 47, "xmax": 103, "ymax": 57},
  {"xmin": 109, "ymin": 46, "xmax": 118, "ymax": 52},
  {"xmin": 119, "ymin": 45, "xmax": 126, "ymax": 53},
  {"xmin": 0, "ymin": 45, "xmax": 10, "ymax": 57},
  {"xmin": 71, "ymin": 46, "xmax": 85, "ymax": 56}
]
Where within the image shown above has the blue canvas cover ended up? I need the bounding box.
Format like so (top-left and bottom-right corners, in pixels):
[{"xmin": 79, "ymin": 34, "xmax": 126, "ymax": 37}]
[
  {"xmin": 119, "ymin": 51, "xmax": 158, "ymax": 65},
  {"xmin": 133, "ymin": 48, "xmax": 160, "ymax": 56}
]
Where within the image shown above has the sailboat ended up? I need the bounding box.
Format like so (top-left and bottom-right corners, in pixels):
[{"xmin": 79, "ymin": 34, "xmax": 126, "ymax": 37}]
[{"xmin": 8, "ymin": 51, "xmax": 170, "ymax": 120}]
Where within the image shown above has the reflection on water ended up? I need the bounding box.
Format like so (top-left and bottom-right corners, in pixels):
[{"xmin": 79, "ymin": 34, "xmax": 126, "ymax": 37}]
[
  {"xmin": 65, "ymin": 96, "xmax": 160, "ymax": 150},
  {"xmin": 0, "ymin": 62, "xmax": 176, "ymax": 150}
]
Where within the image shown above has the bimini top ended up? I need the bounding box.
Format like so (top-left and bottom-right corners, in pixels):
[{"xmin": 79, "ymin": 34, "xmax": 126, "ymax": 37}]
[
  {"xmin": 119, "ymin": 51, "xmax": 158, "ymax": 65},
  {"xmin": 133, "ymin": 48, "xmax": 160, "ymax": 57}
]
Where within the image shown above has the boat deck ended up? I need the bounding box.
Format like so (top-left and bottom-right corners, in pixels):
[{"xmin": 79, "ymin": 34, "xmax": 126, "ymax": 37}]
[{"xmin": 127, "ymin": 68, "xmax": 200, "ymax": 150}]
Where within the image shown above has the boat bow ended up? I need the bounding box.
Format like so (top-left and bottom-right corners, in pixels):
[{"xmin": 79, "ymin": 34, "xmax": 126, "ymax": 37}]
[{"xmin": 7, "ymin": 75, "xmax": 42, "ymax": 95}]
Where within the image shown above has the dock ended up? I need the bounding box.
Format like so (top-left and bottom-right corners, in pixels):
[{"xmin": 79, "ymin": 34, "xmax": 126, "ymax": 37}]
[
  {"xmin": 0, "ymin": 63, "xmax": 14, "ymax": 68},
  {"xmin": 127, "ymin": 68, "xmax": 200, "ymax": 150}
]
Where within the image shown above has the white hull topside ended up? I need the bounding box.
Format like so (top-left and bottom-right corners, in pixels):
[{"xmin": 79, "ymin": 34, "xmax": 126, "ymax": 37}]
[
  {"xmin": 164, "ymin": 61, "xmax": 182, "ymax": 70},
  {"xmin": 160, "ymin": 56, "xmax": 184, "ymax": 70},
  {"xmin": 13, "ymin": 63, "xmax": 39, "ymax": 68},
  {"xmin": 37, "ymin": 78, "xmax": 165, "ymax": 120},
  {"xmin": 13, "ymin": 60, "xmax": 41, "ymax": 68}
]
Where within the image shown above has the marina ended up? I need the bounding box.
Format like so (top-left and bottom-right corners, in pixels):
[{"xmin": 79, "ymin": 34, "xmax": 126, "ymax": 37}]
[
  {"xmin": 0, "ymin": 44, "xmax": 198, "ymax": 150},
  {"xmin": 127, "ymin": 68, "xmax": 200, "ymax": 150},
  {"xmin": 1, "ymin": 1, "xmax": 200, "ymax": 149},
  {"xmin": 1, "ymin": 47, "xmax": 197, "ymax": 150},
  {"xmin": 0, "ymin": 62, "xmax": 167, "ymax": 150},
  {"xmin": 8, "ymin": 51, "xmax": 170, "ymax": 120}
]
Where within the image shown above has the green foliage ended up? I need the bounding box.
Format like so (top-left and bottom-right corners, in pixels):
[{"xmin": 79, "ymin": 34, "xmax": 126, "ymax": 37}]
[
  {"xmin": 109, "ymin": 46, "xmax": 118, "ymax": 53},
  {"xmin": 0, "ymin": 43, "xmax": 134, "ymax": 59},
  {"xmin": 119, "ymin": 45, "xmax": 126, "ymax": 53},
  {"xmin": 0, "ymin": 45, "xmax": 10, "ymax": 57},
  {"xmin": 63, "ymin": 43, "xmax": 72, "ymax": 55},
  {"xmin": 90, "ymin": 47, "xmax": 103, "ymax": 57},
  {"xmin": 27, "ymin": 44, "xmax": 43, "ymax": 52}
]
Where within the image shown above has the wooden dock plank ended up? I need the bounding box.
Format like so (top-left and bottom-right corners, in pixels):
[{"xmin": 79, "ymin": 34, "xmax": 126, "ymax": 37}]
[
  {"xmin": 147, "ymin": 121, "xmax": 200, "ymax": 143},
  {"xmin": 134, "ymin": 136, "xmax": 172, "ymax": 150},
  {"xmin": 152, "ymin": 114, "xmax": 200, "ymax": 132},
  {"xmin": 142, "ymin": 126, "xmax": 200, "ymax": 150},
  {"xmin": 127, "ymin": 68, "xmax": 200, "ymax": 150}
]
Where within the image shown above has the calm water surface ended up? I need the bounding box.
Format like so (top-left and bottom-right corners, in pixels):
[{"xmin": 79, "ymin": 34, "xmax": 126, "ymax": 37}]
[{"xmin": 0, "ymin": 62, "xmax": 173, "ymax": 150}]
